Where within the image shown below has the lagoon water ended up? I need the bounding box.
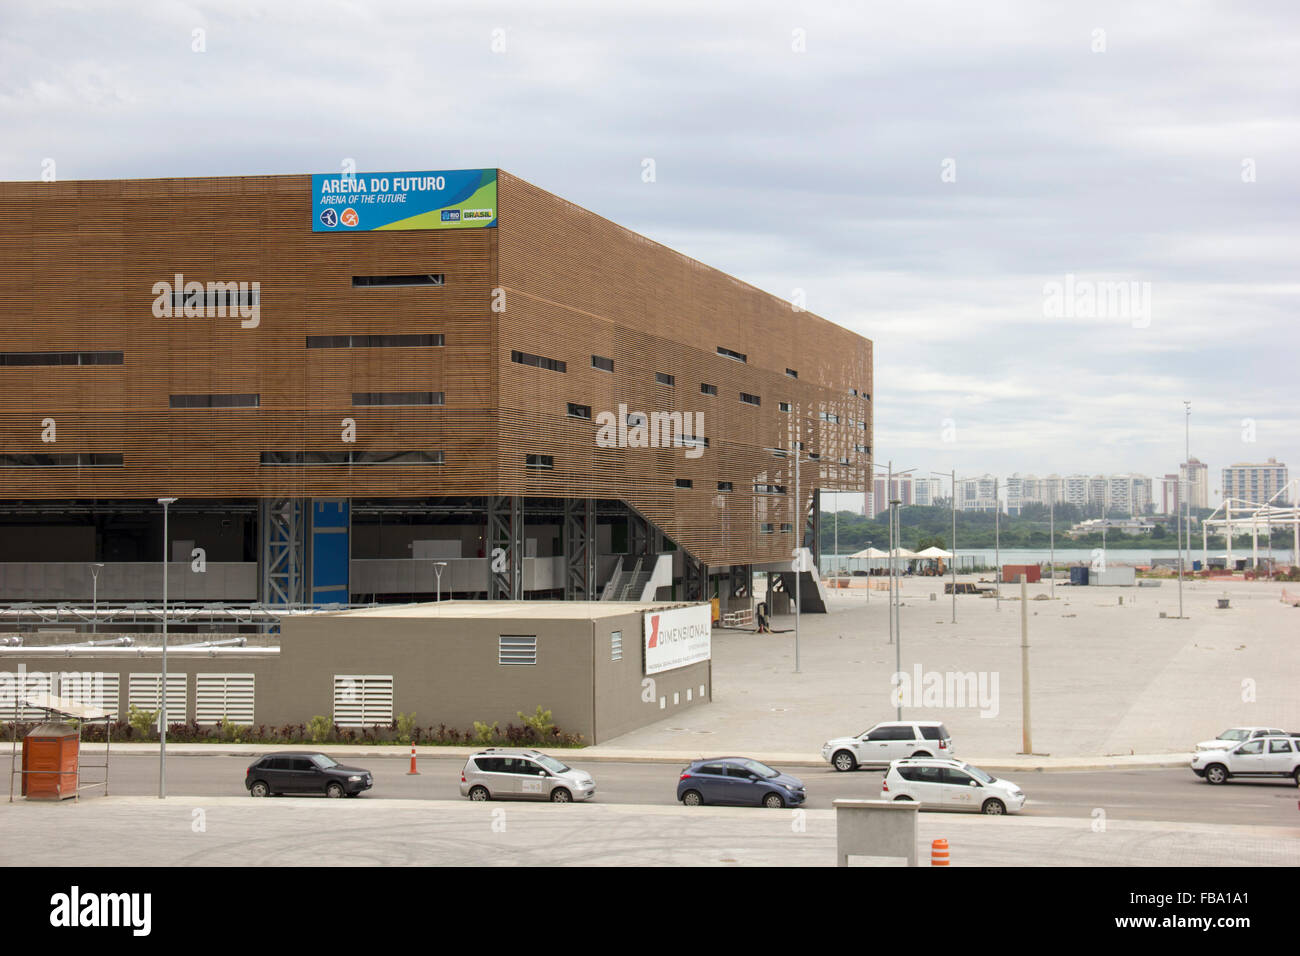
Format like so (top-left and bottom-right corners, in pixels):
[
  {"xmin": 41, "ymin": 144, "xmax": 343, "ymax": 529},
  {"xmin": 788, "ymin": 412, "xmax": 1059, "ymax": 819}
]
[{"xmin": 820, "ymin": 546, "xmax": 1294, "ymax": 570}]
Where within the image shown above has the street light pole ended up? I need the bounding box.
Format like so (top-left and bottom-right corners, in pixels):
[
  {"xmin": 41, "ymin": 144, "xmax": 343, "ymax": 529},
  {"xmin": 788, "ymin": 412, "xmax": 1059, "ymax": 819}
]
[
  {"xmin": 1049, "ymin": 497, "xmax": 1055, "ymax": 599},
  {"xmin": 994, "ymin": 478, "xmax": 1001, "ymax": 610},
  {"xmin": 157, "ymin": 497, "xmax": 177, "ymax": 800},
  {"xmin": 89, "ymin": 563, "xmax": 104, "ymax": 635},
  {"xmin": 794, "ymin": 433, "xmax": 801, "ymax": 675},
  {"xmin": 434, "ymin": 561, "xmax": 447, "ymax": 602},
  {"xmin": 1180, "ymin": 400, "xmax": 1190, "ymax": 619}
]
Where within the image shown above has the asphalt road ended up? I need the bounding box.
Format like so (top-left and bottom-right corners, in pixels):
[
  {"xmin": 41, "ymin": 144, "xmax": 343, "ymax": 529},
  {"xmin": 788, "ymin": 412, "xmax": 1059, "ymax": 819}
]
[{"xmin": 87, "ymin": 754, "xmax": 1300, "ymax": 825}]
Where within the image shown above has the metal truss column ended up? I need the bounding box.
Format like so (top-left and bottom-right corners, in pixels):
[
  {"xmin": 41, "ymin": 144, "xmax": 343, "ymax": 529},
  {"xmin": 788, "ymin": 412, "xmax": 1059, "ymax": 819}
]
[
  {"xmin": 564, "ymin": 498, "xmax": 598, "ymax": 600},
  {"xmin": 628, "ymin": 509, "xmax": 653, "ymax": 557},
  {"xmin": 488, "ymin": 495, "xmax": 524, "ymax": 600},
  {"xmin": 681, "ymin": 551, "xmax": 708, "ymax": 602},
  {"xmin": 729, "ymin": 564, "xmax": 750, "ymax": 599},
  {"xmin": 806, "ymin": 488, "xmax": 821, "ymax": 567},
  {"xmin": 260, "ymin": 498, "xmax": 307, "ymax": 607}
]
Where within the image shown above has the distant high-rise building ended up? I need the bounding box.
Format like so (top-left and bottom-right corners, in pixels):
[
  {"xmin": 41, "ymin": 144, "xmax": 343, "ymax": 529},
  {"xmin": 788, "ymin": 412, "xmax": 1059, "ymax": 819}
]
[
  {"xmin": 914, "ymin": 477, "xmax": 936, "ymax": 507},
  {"xmin": 1160, "ymin": 473, "xmax": 1180, "ymax": 514},
  {"xmin": 959, "ymin": 475, "xmax": 999, "ymax": 512},
  {"xmin": 1222, "ymin": 458, "xmax": 1290, "ymax": 507},
  {"xmin": 870, "ymin": 476, "xmax": 914, "ymax": 517},
  {"xmin": 1180, "ymin": 458, "xmax": 1209, "ymax": 510}
]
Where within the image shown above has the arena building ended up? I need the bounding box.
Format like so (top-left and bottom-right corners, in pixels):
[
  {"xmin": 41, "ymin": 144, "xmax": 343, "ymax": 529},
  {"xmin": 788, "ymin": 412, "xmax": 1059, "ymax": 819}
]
[{"xmin": 0, "ymin": 168, "xmax": 872, "ymax": 616}]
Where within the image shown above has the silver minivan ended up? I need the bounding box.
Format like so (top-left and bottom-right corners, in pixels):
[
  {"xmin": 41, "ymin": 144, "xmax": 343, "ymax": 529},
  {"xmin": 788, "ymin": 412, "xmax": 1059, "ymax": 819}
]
[{"xmin": 459, "ymin": 748, "xmax": 596, "ymax": 803}]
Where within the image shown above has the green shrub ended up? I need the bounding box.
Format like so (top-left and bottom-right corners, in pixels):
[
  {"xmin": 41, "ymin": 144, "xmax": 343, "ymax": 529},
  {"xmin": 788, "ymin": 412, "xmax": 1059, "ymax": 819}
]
[
  {"xmin": 517, "ymin": 705, "xmax": 555, "ymax": 740},
  {"xmin": 472, "ymin": 720, "xmax": 500, "ymax": 745},
  {"xmin": 128, "ymin": 704, "xmax": 157, "ymax": 739},
  {"xmin": 395, "ymin": 712, "xmax": 417, "ymax": 744},
  {"xmin": 308, "ymin": 715, "xmax": 333, "ymax": 744}
]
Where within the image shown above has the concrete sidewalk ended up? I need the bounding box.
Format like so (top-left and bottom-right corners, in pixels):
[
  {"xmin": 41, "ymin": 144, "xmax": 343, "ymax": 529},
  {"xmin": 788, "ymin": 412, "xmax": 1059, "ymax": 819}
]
[
  {"xmin": 62, "ymin": 740, "xmax": 1194, "ymax": 773},
  {"xmin": 2, "ymin": 796, "xmax": 1295, "ymax": 866}
]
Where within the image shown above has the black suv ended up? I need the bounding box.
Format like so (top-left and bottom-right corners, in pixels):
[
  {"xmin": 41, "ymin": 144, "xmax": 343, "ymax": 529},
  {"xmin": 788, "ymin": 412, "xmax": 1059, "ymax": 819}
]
[{"xmin": 245, "ymin": 752, "xmax": 373, "ymax": 798}]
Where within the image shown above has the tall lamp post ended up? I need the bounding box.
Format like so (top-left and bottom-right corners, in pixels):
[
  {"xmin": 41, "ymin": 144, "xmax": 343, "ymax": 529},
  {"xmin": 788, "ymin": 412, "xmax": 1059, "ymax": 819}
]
[
  {"xmin": 1049, "ymin": 496, "xmax": 1055, "ymax": 599},
  {"xmin": 89, "ymin": 562, "xmax": 104, "ymax": 635},
  {"xmin": 1180, "ymin": 401, "xmax": 1190, "ymax": 619},
  {"xmin": 768, "ymin": 439, "xmax": 810, "ymax": 674},
  {"xmin": 931, "ymin": 470, "xmax": 956, "ymax": 624},
  {"xmin": 157, "ymin": 497, "xmax": 177, "ymax": 800},
  {"xmin": 434, "ymin": 561, "xmax": 447, "ymax": 602}
]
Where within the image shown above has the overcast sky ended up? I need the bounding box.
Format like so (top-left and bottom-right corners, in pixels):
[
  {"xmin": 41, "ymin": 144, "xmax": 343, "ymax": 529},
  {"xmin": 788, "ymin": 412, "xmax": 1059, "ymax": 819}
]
[{"xmin": 2, "ymin": 0, "xmax": 1296, "ymax": 507}]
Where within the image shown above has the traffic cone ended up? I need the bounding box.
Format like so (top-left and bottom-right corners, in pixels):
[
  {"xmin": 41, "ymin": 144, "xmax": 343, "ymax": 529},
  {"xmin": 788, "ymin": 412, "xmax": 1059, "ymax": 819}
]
[
  {"xmin": 407, "ymin": 742, "xmax": 420, "ymax": 775},
  {"xmin": 931, "ymin": 838, "xmax": 950, "ymax": 866}
]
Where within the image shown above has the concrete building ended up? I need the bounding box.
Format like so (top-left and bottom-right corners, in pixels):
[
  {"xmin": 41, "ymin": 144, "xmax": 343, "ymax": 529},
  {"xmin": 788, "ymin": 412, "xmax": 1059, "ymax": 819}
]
[
  {"xmin": 959, "ymin": 475, "xmax": 998, "ymax": 513},
  {"xmin": 1222, "ymin": 458, "xmax": 1290, "ymax": 507},
  {"xmin": 870, "ymin": 476, "xmax": 914, "ymax": 517},
  {"xmin": 0, "ymin": 169, "xmax": 871, "ymax": 613},
  {"xmin": 0, "ymin": 601, "xmax": 711, "ymax": 744},
  {"xmin": 1181, "ymin": 458, "xmax": 1210, "ymax": 510}
]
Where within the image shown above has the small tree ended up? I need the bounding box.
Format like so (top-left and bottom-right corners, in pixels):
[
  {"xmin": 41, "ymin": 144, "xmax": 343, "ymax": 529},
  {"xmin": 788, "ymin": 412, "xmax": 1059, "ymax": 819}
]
[
  {"xmin": 517, "ymin": 705, "xmax": 555, "ymax": 740},
  {"xmin": 472, "ymin": 720, "xmax": 500, "ymax": 745},
  {"xmin": 128, "ymin": 704, "xmax": 157, "ymax": 739},
  {"xmin": 308, "ymin": 714, "xmax": 333, "ymax": 744},
  {"xmin": 395, "ymin": 712, "xmax": 418, "ymax": 744}
]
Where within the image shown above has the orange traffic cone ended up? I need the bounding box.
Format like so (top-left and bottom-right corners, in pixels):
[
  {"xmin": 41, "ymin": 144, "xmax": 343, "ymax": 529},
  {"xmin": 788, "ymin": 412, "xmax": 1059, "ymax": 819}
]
[
  {"xmin": 407, "ymin": 742, "xmax": 420, "ymax": 775},
  {"xmin": 931, "ymin": 838, "xmax": 949, "ymax": 866}
]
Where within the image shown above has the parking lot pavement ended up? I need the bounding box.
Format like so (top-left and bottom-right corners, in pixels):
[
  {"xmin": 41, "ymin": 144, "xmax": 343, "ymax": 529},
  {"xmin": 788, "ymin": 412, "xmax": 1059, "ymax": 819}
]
[
  {"xmin": 604, "ymin": 575, "xmax": 1300, "ymax": 758},
  {"xmin": 2, "ymin": 796, "xmax": 1297, "ymax": 867}
]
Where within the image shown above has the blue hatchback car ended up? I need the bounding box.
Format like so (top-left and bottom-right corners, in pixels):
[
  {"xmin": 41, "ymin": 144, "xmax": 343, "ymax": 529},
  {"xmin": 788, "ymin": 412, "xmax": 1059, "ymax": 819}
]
[{"xmin": 677, "ymin": 757, "xmax": 806, "ymax": 808}]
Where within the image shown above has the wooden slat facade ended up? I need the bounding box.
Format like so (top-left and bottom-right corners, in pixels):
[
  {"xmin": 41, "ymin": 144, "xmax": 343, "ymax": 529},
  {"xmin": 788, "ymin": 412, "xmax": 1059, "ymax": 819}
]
[{"xmin": 0, "ymin": 171, "xmax": 871, "ymax": 569}]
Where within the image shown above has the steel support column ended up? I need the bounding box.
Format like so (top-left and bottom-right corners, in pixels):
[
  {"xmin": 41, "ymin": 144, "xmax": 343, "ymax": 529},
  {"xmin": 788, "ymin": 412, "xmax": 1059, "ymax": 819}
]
[
  {"xmin": 682, "ymin": 551, "xmax": 708, "ymax": 602},
  {"xmin": 260, "ymin": 498, "xmax": 307, "ymax": 607},
  {"xmin": 564, "ymin": 498, "xmax": 598, "ymax": 600},
  {"xmin": 488, "ymin": 495, "xmax": 524, "ymax": 600}
]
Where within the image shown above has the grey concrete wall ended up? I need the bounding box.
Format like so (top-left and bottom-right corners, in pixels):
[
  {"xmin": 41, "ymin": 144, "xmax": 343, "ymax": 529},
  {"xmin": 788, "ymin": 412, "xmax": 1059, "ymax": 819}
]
[
  {"xmin": 591, "ymin": 616, "xmax": 710, "ymax": 742},
  {"xmin": 0, "ymin": 562, "xmax": 257, "ymax": 602},
  {"xmin": 0, "ymin": 648, "xmax": 281, "ymax": 725},
  {"xmin": 275, "ymin": 614, "xmax": 599, "ymax": 740},
  {"xmin": 1, "ymin": 604, "xmax": 716, "ymax": 744}
]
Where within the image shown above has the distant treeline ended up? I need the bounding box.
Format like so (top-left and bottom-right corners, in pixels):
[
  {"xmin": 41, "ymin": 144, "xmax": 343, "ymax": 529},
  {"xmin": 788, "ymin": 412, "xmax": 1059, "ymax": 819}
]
[{"xmin": 818, "ymin": 504, "xmax": 1292, "ymax": 552}]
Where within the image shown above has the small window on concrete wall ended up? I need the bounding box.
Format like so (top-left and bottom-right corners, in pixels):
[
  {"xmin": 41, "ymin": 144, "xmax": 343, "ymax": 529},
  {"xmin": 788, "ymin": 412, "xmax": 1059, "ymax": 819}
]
[
  {"xmin": 499, "ymin": 635, "xmax": 538, "ymax": 665},
  {"xmin": 611, "ymin": 631, "xmax": 623, "ymax": 662},
  {"xmin": 196, "ymin": 674, "xmax": 255, "ymax": 725},
  {"xmin": 128, "ymin": 673, "xmax": 187, "ymax": 724},
  {"xmin": 333, "ymin": 675, "xmax": 394, "ymax": 728}
]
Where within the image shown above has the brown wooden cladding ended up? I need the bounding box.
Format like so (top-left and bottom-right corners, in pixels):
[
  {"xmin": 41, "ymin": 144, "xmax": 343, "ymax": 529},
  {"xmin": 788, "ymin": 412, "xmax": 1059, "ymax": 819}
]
[
  {"xmin": 0, "ymin": 171, "xmax": 871, "ymax": 569},
  {"xmin": 494, "ymin": 171, "xmax": 872, "ymax": 568}
]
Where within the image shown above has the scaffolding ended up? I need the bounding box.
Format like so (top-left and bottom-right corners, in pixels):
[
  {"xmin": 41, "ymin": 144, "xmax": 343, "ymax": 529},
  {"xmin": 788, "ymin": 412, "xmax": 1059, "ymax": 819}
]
[
  {"xmin": 8, "ymin": 692, "xmax": 113, "ymax": 803},
  {"xmin": 1201, "ymin": 479, "xmax": 1300, "ymax": 572}
]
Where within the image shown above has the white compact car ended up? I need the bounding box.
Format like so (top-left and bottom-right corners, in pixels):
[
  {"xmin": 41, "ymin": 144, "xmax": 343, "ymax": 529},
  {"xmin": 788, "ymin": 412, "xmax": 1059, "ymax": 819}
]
[
  {"xmin": 822, "ymin": 720, "xmax": 954, "ymax": 771},
  {"xmin": 1194, "ymin": 727, "xmax": 1288, "ymax": 752},
  {"xmin": 881, "ymin": 757, "xmax": 1025, "ymax": 815},
  {"xmin": 1190, "ymin": 735, "xmax": 1300, "ymax": 785}
]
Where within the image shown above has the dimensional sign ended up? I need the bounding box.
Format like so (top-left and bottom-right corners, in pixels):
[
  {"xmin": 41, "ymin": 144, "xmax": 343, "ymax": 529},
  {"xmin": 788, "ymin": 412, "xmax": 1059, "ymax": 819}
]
[
  {"xmin": 643, "ymin": 604, "xmax": 711, "ymax": 676},
  {"xmin": 312, "ymin": 168, "xmax": 497, "ymax": 232}
]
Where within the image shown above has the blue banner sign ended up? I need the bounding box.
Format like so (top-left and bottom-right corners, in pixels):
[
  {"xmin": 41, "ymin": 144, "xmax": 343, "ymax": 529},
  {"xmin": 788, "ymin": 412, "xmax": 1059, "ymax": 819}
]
[{"xmin": 312, "ymin": 168, "xmax": 497, "ymax": 231}]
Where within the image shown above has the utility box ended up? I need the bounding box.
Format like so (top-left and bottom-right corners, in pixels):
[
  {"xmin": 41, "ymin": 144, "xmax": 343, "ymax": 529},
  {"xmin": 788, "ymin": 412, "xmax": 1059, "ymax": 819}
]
[
  {"xmin": 21, "ymin": 722, "xmax": 80, "ymax": 800},
  {"xmin": 1069, "ymin": 566, "xmax": 1089, "ymax": 586},
  {"xmin": 1001, "ymin": 564, "xmax": 1041, "ymax": 584}
]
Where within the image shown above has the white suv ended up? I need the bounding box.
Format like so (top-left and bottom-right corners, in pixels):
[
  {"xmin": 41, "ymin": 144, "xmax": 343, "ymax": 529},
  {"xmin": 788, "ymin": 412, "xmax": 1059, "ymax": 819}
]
[
  {"xmin": 822, "ymin": 720, "xmax": 954, "ymax": 771},
  {"xmin": 882, "ymin": 757, "xmax": 1025, "ymax": 815}
]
